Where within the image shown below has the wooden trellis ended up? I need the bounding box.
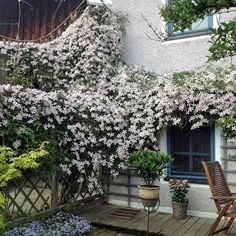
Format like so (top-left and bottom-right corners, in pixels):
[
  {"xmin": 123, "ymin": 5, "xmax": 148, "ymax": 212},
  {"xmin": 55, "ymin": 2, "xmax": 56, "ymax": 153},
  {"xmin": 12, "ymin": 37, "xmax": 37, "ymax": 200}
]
[
  {"xmin": 1, "ymin": 167, "xmax": 101, "ymax": 227},
  {"xmin": 0, "ymin": 56, "xmax": 7, "ymax": 84},
  {"xmin": 221, "ymin": 134, "xmax": 236, "ymax": 188}
]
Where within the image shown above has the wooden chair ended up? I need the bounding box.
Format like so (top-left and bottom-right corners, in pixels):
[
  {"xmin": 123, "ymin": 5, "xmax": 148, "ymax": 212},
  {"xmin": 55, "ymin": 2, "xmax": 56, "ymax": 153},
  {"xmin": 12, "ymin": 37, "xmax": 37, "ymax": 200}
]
[{"xmin": 202, "ymin": 161, "xmax": 236, "ymax": 236}]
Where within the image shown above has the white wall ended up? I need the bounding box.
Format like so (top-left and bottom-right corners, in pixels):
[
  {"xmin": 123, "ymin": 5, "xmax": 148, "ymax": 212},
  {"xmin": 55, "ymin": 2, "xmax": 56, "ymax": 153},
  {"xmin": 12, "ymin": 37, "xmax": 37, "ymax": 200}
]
[{"xmin": 112, "ymin": 0, "xmax": 235, "ymax": 74}]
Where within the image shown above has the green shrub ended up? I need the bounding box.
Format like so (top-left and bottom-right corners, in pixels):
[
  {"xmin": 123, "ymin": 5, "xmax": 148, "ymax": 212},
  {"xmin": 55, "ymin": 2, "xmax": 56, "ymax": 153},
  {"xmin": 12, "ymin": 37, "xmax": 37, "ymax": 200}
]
[
  {"xmin": 0, "ymin": 142, "xmax": 49, "ymax": 230},
  {"xmin": 127, "ymin": 150, "xmax": 172, "ymax": 185}
]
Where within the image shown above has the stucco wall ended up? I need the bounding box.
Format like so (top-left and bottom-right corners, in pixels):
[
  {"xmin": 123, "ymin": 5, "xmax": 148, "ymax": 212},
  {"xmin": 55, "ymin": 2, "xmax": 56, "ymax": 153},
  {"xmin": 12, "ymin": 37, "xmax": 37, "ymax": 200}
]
[{"xmin": 112, "ymin": 0, "xmax": 235, "ymax": 74}]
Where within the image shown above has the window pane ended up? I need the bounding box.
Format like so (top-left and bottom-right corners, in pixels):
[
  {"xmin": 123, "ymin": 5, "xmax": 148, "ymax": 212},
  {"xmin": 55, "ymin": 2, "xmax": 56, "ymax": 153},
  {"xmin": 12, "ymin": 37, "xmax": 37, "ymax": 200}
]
[
  {"xmin": 172, "ymin": 154, "xmax": 189, "ymax": 172},
  {"xmin": 191, "ymin": 18, "xmax": 209, "ymax": 31},
  {"xmin": 167, "ymin": 0, "xmax": 212, "ymax": 36},
  {"xmin": 193, "ymin": 155, "xmax": 211, "ymax": 173},
  {"xmin": 173, "ymin": 17, "xmax": 209, "ymax": 34},
  {"xmin": 172, "ymin": 133, "xmax": 189, "ymax": 152},
  {"xmin": 169, "ymin": 125, "xmax": 213, "ymax": 177},
  {"xmin": 192, "ymin": 127, "xmax": 211, "ymax": 153}
]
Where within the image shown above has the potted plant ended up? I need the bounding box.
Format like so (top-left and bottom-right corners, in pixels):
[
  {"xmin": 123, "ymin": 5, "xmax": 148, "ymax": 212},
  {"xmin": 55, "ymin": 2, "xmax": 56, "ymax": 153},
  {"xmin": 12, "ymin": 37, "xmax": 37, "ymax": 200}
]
[
  {"xmin": 127, "ymin": 150, "xmax": 172, "ymax": 207},
  {"xmin": 169, "ymin": 179, "xmax": 190, "ymax": 220}
]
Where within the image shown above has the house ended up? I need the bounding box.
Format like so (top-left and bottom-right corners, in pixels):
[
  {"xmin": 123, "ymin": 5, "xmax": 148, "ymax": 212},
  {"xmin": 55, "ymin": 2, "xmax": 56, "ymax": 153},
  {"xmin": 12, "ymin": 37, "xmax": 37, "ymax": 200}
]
[
  {"xmin": 0, "ymin": 0, "xmax": 235, "ymax": 219},
  {"xmin": 106, "ymin": 0, "xmax": 236, "ymax": 218}
]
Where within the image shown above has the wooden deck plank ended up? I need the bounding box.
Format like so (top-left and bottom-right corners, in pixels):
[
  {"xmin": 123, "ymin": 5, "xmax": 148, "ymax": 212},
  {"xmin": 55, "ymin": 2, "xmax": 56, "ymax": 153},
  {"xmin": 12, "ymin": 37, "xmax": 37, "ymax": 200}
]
[
  {"xmin": 228, "ymin": 222, "xmax": 236, "ymax": 235},
  {"xmin": 196, "ymin": 218, "xmax": 215, "ymax": 236},
  {"xmin": 75, "ymin": 204, "xmax": 236, "ymax": 236},
  {"xmin": 127, "ymin": 211, "xmax": 156, "ymax": 231},
  {"xmin": 158, "ymin": 217, "xmax": 180, "ymax": 235},
  {"xmin": 216, "ymin": 220, "xmax": 230, "ymax": 236},
  {"xmin": 162, "ymin": 216, "xmax": 192, "ymax": 235},
  {"xmin": 127, "ymin": 211, "xmax": 170, "ymax": 234},
  {"xmin": 107, "ymin": 211, "xmax": 144, "ymax": 228},
  {"xmin": 101, "ymin": 212, "xmax": 133, "ymax": 227},
  {"xmin": 121, "ymin": 211, "xmax": 147, "ymax": 228},
  {"xmin": 182, "ymin": 217, "xmax": 209, "ymax": 236},
  {"xmin": 149, "ymin": 213, "xmax": 174, "ymax": 233},
  {"xmin": 79, "ymin": 205, "xmax": 115, "ymax": 223},
  {"xmin": 174, "ymin": 216, "xmax": 200, "ymax": 236}
]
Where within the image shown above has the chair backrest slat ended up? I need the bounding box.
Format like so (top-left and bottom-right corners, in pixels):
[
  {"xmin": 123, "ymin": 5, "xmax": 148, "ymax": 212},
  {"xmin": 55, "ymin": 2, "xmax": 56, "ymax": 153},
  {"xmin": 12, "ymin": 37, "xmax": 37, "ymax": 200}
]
[{"xmin": 202, "ymin": 161, "xmax": 231, "ymax": 211}]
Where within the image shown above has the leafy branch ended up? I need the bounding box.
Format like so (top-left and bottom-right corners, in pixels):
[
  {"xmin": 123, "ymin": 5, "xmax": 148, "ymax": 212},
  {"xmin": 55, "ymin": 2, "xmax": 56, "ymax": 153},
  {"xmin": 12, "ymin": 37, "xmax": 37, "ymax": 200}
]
[
  {"xmin": 0, "ymin": 142, "xmax": 49, "ymax": 231},
  {"xmin": 160, "ymin": 0, "xmax": 236, "ymax": 60}
]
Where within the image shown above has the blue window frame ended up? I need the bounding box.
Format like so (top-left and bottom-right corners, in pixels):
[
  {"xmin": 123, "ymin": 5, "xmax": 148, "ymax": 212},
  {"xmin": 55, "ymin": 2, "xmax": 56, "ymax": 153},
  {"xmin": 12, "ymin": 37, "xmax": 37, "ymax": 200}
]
[
  {"xmin": 167, "ymin": 0, "xmax": 213, "ymax": 39},
  {"xmin": 167, "ymin": 125, "xmax": 215, "ymax": 181}
]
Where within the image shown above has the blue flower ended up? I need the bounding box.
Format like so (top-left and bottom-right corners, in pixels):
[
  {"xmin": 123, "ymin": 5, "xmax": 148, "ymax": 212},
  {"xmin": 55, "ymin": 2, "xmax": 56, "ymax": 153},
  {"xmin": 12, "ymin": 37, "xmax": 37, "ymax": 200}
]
[{"xmin": 4, "ymin": 212, "xmax": 91, "ymax": 236}]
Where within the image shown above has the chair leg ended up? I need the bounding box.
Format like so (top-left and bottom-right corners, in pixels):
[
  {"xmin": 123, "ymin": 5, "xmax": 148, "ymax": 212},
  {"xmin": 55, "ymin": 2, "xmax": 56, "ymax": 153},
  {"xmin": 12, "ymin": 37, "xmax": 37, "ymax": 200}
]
[
  {"xmin": 207, "ymin": 214, "xmax": 223, "ymax": 236},
  {"xmin": 225, "ymin": 218, "xmax": 234, "ymax": 233}
]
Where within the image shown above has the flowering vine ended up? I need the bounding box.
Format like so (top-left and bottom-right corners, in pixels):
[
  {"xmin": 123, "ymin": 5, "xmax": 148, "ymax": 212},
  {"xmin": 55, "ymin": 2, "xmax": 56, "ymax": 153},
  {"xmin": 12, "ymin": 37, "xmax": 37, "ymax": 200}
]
[
  {"xmin": 0, "ymin": 6, "xmax": 123, "ymax": 91},
  {"xmin": 0, "ymin": 6, "xmax": 235, "ymax": 190},
  {"xmin": 0, "ymin": 65, "xmax": 236, "ymax": 187}
]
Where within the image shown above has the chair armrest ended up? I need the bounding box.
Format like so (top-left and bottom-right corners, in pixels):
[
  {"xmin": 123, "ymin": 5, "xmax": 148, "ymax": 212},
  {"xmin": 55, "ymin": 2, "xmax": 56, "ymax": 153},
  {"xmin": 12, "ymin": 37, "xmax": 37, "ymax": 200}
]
[{"xmin": 211, "ymin": 195, "xmax": 236, "ymax": 200}]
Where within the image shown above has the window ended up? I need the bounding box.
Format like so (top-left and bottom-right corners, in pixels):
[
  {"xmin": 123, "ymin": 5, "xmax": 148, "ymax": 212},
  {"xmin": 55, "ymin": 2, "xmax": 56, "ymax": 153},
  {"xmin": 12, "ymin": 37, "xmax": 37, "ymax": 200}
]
[
  {"xmin": 167, "ymin": 0, "xmax": 213, "ymax": 39},
  {"xmin": 167, "ymin": 125, "xmax": 215, "ymax": 182}
]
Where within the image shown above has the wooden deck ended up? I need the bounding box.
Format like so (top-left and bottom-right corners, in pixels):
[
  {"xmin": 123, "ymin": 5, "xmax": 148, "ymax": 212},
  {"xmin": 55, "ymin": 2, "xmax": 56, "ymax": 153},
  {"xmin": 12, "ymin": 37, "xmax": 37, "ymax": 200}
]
[{"xmin": 74, "ymin": 201, "xmax": 236, "ymax": 236}]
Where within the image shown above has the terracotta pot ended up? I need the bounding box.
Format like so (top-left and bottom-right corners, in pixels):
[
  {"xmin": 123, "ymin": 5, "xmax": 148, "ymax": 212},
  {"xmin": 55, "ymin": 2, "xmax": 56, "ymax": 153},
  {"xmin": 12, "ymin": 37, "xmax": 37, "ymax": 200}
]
[
  {"xmin": 138, "ymin": 185, "xmax": 160, "ymax": 207},
  {"xmin": 172, "ymin": 201, "xmax": 188, "ymax": 220}
]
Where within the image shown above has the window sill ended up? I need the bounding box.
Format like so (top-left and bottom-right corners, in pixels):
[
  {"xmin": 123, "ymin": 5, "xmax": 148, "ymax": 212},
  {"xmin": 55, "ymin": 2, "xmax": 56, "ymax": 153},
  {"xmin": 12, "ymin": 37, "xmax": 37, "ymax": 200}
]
[
  {"xmin": 164, "ymin": 176, "xmax": 208, "ymax": 185},
  {"xmin": 162, "ymin": 33, "xmax": 211, "ymax": 45},
  {"xmin": 88, "ymin": 0, "xmax": 112, "ymax": 5}
]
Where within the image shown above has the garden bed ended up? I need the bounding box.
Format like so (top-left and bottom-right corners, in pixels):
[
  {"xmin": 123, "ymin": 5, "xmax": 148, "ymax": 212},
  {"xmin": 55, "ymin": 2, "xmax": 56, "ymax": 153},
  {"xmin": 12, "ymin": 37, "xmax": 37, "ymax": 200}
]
[{"xmin": 3, "ymin": 212, "xmax": 91, "ymax": 236}]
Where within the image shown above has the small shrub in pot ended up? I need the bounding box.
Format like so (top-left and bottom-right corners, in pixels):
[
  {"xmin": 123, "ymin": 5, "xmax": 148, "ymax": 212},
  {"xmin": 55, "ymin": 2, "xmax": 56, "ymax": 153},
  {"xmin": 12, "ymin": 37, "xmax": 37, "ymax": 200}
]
[
  {"xmin": 169, "ymin": 179, "xmax": 190, "ymax": 220},
  {"xmin": 127, "ymin": 150, "xmax": 172, "ymax": 207}
]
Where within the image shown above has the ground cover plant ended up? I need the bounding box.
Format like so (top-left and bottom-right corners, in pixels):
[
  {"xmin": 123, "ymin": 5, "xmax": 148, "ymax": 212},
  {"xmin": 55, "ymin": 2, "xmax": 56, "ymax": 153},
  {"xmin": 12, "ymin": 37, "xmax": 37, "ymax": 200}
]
[{"xmin": 3, "ymin": 212, "xmax": 91, "ymax": 236}]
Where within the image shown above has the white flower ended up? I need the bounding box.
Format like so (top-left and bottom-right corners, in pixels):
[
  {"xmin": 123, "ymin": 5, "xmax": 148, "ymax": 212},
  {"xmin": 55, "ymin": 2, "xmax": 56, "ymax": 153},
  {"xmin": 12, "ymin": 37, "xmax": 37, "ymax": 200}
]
[{"xmin": 12, "ymin": 140, "xmax": 22, "ymax": 149}]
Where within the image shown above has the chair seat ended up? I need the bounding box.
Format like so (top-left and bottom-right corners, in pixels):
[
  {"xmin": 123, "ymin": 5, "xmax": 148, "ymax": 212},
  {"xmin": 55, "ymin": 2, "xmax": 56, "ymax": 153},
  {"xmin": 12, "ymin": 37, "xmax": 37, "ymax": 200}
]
[
  {"xmin": 217, "ymin": 208, "xmax": 236, "ymax": 218},
  {"xmin": 222, "ymin": 208, "xmax": 236, "ymax": 218}
]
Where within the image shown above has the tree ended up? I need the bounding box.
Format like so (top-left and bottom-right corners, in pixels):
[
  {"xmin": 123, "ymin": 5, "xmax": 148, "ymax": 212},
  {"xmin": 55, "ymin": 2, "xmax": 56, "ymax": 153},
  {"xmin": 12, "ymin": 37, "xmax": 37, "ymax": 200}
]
[{"xmin": 161, "ymin": 0, "xmax": 236, "ymax": 61}]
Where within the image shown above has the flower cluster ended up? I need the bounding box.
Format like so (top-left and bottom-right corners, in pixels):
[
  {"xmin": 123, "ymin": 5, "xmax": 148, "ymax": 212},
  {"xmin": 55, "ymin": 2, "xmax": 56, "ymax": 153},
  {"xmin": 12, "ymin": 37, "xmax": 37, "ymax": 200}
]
[
  {"xmin": 0, "ymin": 65, "xmax": 235, "ymax": 186},
  {"xmin": 0, "ymin": 6, "xmax": 123, "ymax": 91},
  {"xmin": 4, "ymin": 212, "xmax": 91, "ymax": 236},
  {"xmin": 169, "ymin": 179, "xmax": 190, "ymax": 204}
]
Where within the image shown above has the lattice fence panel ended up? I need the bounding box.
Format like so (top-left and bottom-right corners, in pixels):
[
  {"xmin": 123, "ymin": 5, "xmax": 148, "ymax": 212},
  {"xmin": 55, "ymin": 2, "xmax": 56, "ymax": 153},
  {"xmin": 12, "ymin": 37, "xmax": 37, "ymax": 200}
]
[
  {"xmin": 221, "ymin": 135, "xmax": 236, "ymax": 189},
  {"xmin": 59, "ymin": 167, "xmax": 99, "ymax": 205},
  {"xmin": 2, "ymin": 172, "xmax": 52, "ymax": 221},
  {"xmin": 1, "ymin": 168, "xmax": 100, "ymax": 223}
]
